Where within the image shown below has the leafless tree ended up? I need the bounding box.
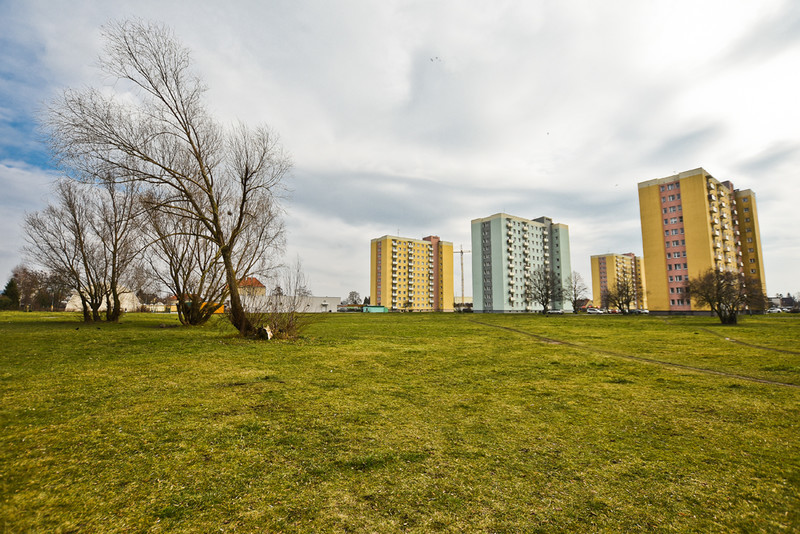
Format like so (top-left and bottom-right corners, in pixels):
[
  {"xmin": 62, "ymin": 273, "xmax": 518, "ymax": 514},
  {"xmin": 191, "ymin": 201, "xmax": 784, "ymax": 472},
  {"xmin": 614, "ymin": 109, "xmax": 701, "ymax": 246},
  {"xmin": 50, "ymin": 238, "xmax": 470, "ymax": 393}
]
[
  {"xmin": 686, "ymin": 269, "xmax": 767, "ymax": 324},
  {"xmin": 343, "ymin": 291, "xmax": 361, "ymax": 305},
  {"xmin": 525, "ymin": 267, "xmax": 564, "ymax": 313},
  {"xmin": 241, "ymin": 258, "xmax": 313, "ymax": 339},
  {"xmin": 92, "ymin": 180, "xmax": 142, "ymax": 321},
  {"xmin": 604, "ymin": 270, "xmax": 637, "ymax": 314},
  {"xmin": 563, "ymin": 271, "xmax": 588, "ymax": 313},
  {"xmin": 45, "ymin": 19, "xmax": 290, "ymax": 336},
  {"xmin": 24, "ymin": 181, "xmax": 106, "ymax": 321},
  {"xmin": 141, "ymin": 200, "xmax": 229, "ymax": 326}
]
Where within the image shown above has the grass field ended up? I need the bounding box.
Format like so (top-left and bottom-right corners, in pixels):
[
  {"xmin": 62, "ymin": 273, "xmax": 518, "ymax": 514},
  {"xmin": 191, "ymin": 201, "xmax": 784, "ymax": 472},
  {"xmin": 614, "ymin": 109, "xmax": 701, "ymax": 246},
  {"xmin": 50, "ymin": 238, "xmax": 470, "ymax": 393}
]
[{"xmin": 1, "ymin": 311, "xmax": 798, "ymax": 532}]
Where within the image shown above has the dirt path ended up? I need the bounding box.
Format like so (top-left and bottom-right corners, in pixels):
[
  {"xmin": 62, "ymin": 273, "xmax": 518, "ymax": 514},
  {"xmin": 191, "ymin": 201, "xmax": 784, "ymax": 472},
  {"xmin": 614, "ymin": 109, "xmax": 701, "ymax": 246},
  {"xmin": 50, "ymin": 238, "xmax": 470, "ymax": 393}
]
[{"xmin": 470, "ymin": 319, "xmax": 800, "ymax": 389}]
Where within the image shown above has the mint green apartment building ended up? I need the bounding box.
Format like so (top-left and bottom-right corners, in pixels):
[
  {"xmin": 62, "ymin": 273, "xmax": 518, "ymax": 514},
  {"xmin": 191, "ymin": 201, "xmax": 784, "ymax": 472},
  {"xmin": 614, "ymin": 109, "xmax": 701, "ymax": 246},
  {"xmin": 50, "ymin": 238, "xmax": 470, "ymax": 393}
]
[{"xmin": 471, "ymin": 213, "xmax": 571, "ymax": 313}]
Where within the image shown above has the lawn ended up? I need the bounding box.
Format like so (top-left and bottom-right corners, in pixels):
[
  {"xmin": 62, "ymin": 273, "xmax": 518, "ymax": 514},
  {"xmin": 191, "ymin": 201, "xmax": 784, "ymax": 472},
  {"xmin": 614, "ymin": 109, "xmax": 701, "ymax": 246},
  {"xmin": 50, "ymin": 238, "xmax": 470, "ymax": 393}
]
[{"xmin": 1, "ymin": 311, "xmax": 798, "ymax": 532}]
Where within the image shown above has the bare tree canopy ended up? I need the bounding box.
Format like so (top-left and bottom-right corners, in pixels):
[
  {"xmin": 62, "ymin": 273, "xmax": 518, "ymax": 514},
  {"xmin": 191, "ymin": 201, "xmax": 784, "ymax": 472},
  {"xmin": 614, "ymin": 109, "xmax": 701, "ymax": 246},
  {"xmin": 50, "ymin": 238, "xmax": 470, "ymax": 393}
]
[
  {"xmin": 563, "ymin": 271, "xmax": 588, "ymax": 313},
  {"xmin": 686, "ymin": 269, "xmax": 767, "ymax": 324},
  {"xmin": 603, "ymin": 270, "xmax": 637, "ymax": 314},
  {"xmin": 525, "ymin": 267, "xmax": 564, "ymax": 313},
  {"xmin": 45, "ymin": 19, "xmax": 290, "ymax": 335}
]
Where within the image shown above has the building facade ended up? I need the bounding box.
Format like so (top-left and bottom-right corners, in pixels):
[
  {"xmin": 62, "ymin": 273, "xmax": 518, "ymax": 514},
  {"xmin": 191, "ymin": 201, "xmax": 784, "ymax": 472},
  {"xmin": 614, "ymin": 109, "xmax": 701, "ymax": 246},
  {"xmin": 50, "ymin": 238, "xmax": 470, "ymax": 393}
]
[
  {"xmin": 471, "ymin": 213, "xmax": 571, "ymax": 312},
  {"xmin": 370, "ymin": 235, "xmax": 454, "ymax": 312},
  {"xmin": 638, "ymin": 167, "xmax": 766, "ymax": 312},
  {"xmin": 590, "ymin": 253, "xmax": 647, "ymax": 310}
]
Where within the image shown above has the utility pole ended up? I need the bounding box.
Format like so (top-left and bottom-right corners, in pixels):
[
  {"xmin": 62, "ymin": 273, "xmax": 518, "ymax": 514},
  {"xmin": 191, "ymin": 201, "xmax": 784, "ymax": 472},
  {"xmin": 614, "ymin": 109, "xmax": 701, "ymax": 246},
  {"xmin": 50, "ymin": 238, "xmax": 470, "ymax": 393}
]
[{"xmin": 456, "ymin": 245, "xmax": 471, "ymax": 308}]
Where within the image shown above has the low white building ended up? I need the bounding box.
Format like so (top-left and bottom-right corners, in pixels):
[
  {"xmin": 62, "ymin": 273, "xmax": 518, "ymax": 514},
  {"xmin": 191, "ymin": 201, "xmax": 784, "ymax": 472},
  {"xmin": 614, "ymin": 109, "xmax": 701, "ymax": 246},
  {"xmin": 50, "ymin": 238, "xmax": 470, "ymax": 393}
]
[
  {"xmin": 241, "ymin": 294, "xmax": 341, "ymax": 313},
  {"xmin": 65, "ymin": 289, "xmax": 141, "ymax": 312}
]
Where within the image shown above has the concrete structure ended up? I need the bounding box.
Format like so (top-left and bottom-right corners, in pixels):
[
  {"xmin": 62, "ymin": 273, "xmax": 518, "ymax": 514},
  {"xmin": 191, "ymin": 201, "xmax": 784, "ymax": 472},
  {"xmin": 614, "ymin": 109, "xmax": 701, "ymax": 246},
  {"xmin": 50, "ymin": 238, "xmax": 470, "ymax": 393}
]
[
  {"xmin": 638, "ymin": 168, "xmax": 766, "ymax": 313},
  {"xmin": 590, "ymin": 253, "xmax": 647, "ymax": 310},
  {"xmin": 471, "ymin": 213, "xmax": 571, "ymax": 312},
  {"xmin": 370, "ymin": 235, "xmax": 454, "ymax": 312}
]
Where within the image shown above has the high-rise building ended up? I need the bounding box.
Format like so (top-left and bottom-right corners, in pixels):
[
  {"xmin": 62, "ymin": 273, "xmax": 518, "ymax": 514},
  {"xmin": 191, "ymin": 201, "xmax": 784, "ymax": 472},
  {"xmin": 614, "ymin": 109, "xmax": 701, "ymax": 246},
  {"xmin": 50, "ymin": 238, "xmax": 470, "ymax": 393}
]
[
  {"xmin": 638, "ymin": 167, "xmax": 766, "ymax": 312},
  {"xmin": 471, "ymin": 213, "xmax": 571, "ymax": 312},
  {"xmin": 590, "ymin": 253, "xmax": 647, "ymax": 310},
  {"xmin": 370, "ymin": 235, "xmax": 454, "ymax": 312}
]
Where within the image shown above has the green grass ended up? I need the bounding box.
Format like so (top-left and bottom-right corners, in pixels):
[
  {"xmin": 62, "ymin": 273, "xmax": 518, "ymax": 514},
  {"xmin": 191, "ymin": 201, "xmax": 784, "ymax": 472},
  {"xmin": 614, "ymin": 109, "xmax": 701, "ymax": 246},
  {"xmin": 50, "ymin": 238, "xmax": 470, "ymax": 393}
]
[{"xmin": 1, "ymin": 311, "xmax": 798, "ymax": 532}]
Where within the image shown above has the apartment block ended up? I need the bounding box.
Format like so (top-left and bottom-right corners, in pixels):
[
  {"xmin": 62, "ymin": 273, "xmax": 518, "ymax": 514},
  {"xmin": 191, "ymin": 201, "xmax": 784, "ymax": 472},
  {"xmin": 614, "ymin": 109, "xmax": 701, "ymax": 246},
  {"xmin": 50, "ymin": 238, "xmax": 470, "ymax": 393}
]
[
  {"xmin": 471, "ymin": 213, "xmax": 571, "ymax": 312},
  {"xmin": 638, "ymin": 167, "xmax": 766, "ymax": 312},
  {"xmin": 590, "ymin": 253, "xmax": 647, "ymax": 309},
  {"xmin": 370, "ymin": 235, "xmax": 454, "ymax": 312}
]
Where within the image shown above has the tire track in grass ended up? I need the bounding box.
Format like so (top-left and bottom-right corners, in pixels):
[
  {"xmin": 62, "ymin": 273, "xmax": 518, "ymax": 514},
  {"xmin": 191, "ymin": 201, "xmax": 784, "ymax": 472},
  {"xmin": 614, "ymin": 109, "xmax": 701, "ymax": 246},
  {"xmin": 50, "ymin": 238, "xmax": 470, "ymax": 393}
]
[
  {"xmin": 697, "ymin": 327, "xmax": 800, "ymax": 355},
  {"xmin": 469, "ymin": 319, "xmax": 800, "ymax": 389}
]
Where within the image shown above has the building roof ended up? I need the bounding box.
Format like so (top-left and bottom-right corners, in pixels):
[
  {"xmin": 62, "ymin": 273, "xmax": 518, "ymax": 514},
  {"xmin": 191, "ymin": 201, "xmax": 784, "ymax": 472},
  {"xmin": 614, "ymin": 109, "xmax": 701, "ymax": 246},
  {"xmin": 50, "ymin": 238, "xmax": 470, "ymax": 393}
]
[{"xmin": 239, "ymin": 277, "xmax": 265, "ymax": 288}]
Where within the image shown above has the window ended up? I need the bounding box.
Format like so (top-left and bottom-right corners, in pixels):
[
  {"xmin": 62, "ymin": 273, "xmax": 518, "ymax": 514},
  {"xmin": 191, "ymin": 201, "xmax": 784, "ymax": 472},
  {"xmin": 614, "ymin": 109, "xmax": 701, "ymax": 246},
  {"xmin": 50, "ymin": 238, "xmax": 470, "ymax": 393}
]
[
  {"xmin": 673, "ymin": 240, "xmax": 680, "ymax": 246},
  {"xmin": 665, "ymin": 241, "xmax": 671, "ymax": 248},
  {"xmin": 669, "ymin": 206, "xmax": 677, "ymax": 212},
  {"xmin": 750, "ymin": 258, "xmax": 755, "ymax": 263},
  {"xmin": 677, "ymin": 194, "xmax": 681, "ymax": 199},
  {"xmin": 748, "ymin": 248, "xmax": 754, "ymax": 253},
  {"xmin": 676, "ymin": 275, "xmax": 683, "ymax": 281},
  {"xmin": 660, "ymin": 186, "xmax": 665, "ymax": 192},
  {"xmin": 746, "ymin": 228, "xmax": 752, "ymax": 233},
  {"xmin": 669, "ymin": 276, "xmax": 674, "ymax": 282},
  {"xmin": 668, "ymin": 184, "xmax": 674, "ymax": 190},
  {"xmin": 679, "ymin": 216, "xmax": 683, "ymax": 222},
  {"xmin": 670, "ymin": 299, "xmax": 675, "ymax": 305},
  {"xmin": 670, "ymin": 288, "xmax": 675, "ymax": 294},
  {"xmin": 747, "ymin": 238, "xmax": 753, "ymax": 243},
  {"xmin": 683, "ymin": 263, "xmax": 687, "ymax": 269},
  {"xmin": 668, "ymin": 264, "xmax": 673, "ymax": 271},
  {"xmin": 664, "ymin": 219, "xmax": 669, "ymax": 225},
  {"xmin": 742, "ymin": 197, "xmax": 749, "ymax": 202},
  {"xmin": 665, "ymin": 230, "xmax": 670, "ymax": 236},
  {"xmin": 666, "ymin": 253, "xmax": 672, "ymax": 258},
  {"xmin": 662, "ymin": 208, "xmax": 667, "ymax": 214},
  {"xmin": 745, "ymin": 217, "xmax": 750, "ymax": 223},
  {"xmin": 668, "ymin": 195, "xmax": 675, "ymax": 201},
  {"xmin": 676, "ymin": 287, "xmax": 683, "ymax": 293},
  {"xmin": 681, "ymin": 240, "xmax": 686, "ymax": 245},
  {"xmin": 744, "ymin": 207, "xmax": 750, "ymax": 213},
  {"xmin": 683, "ymin": 251, "xmax": 687, "ymax": 257},
  {"xmin": 750, "ymin": 269, "xmax": 756, "ymax": 274},
  {"xmin": 662, "ymin": 197, "xmax": 666, "ymax": 203}
]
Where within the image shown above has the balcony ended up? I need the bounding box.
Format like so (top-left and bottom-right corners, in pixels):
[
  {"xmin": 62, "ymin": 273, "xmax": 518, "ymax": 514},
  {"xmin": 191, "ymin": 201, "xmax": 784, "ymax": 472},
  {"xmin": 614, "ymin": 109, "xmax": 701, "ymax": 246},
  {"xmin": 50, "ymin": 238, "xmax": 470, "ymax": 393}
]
[{"xmin": 710, "ymin": 206, "xmax": 718, "ymax": 213}]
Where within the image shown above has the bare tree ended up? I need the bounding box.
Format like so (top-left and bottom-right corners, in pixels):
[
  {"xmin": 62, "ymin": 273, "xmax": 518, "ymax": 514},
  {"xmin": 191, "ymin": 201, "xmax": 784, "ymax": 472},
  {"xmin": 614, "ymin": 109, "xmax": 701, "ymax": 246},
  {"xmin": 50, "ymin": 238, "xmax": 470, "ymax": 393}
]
[
  {"xmin": 93, "ymin": 180, "xmax": 142, "ymax": 321},
  {"xmin": 343, "ymin": 291, "xmax": 361, "ymax": 305},
  {"xmin": 563, "ymin": 271, "xmax": 588, "ymax": 313},
  {"xmin": 686, "ymin": 269, "xmax": 767, "ymax": 324},
  {"xmin": 604, "ymin": 270, "xmax": 637, "ymax": 314},
  {"xmin": 242, "ymin": 258, "xmax": 313, "ymax": 339},
  {"xmin": 141, "ymin": 198, "xmax": 229, "ymax": 326},
  {"xmin": 45, "ymin": 20, "xmax": 290, "ymax": 336},
  {"xmin": 24, "ymin": 180, "xmax": 107, "ymax": 322},
  {"xmin": 525, "ymin": 267, "xmax": 564, "ymax": 313}
]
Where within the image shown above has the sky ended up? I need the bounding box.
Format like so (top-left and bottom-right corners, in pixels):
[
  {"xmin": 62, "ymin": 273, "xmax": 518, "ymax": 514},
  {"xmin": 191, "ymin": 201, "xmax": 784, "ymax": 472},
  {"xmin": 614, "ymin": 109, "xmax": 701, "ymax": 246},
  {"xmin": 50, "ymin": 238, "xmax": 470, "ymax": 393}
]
[{"xmin": 1, "ymin": 0, "xmax": 799, "ymax": 299}]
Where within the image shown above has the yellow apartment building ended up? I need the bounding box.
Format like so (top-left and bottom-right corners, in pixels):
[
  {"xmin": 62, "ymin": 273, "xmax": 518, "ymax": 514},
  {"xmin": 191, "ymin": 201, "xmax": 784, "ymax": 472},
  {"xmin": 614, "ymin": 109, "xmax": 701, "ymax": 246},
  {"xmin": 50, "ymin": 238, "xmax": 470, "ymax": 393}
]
[
  {"xmin": 638, "ymin": 168, "xmax": 766, "ymax": 313},
  {"xmin": 590, "ymin": 253, "xmax": 647, "ymax": 310},
  {"xmin": 370, "ymin": 235, "xmax": 454, "ymax": 312}
]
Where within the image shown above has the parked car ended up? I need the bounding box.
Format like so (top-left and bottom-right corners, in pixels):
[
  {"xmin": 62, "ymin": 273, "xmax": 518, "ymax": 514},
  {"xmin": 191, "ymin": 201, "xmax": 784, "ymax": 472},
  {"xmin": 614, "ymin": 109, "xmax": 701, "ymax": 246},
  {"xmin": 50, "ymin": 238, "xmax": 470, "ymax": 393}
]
[
  {"xmin": 546, "ymin": 309, "xmax": 564, "ymax": 314},
  {"xmin": 767, "ymin": 307, "xmax": 782, "ymax": 313},
  {"xmin": 632, "ymin": 309, "xmax": 650, "ymax": 315},
  {"xmin": 586, "ymin": 308, "xmax": 604, "ymax": 314}
]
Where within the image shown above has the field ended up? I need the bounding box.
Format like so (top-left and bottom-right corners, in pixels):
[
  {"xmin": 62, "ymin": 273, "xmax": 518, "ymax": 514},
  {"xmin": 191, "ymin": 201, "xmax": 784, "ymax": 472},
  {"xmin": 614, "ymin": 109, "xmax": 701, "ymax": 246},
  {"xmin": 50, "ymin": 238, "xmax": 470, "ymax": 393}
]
[{"xmin": 1, "ymin": 311, "xmax": 799, "ymax": 532}]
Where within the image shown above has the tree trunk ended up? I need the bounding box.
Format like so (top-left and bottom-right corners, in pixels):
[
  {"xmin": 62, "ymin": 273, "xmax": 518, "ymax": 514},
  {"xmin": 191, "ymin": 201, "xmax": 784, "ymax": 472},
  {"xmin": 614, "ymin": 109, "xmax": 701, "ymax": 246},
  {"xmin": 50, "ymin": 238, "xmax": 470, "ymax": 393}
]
[{"xmin": 221, "ymin": 248, "xmax": 252, "ymax": 336}]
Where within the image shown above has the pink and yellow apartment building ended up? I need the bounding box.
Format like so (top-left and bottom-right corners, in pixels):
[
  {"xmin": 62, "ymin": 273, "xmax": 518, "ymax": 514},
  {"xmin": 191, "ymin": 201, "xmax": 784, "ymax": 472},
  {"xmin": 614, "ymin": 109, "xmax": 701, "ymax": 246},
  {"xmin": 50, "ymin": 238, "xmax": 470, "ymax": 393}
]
[
  {"xmin": 370, "ymin": 235, "xmax": 454, "ymax": 312},
  {"xmin": 638, "ymin": 168, "xmax": 766, "ymax": 313}
]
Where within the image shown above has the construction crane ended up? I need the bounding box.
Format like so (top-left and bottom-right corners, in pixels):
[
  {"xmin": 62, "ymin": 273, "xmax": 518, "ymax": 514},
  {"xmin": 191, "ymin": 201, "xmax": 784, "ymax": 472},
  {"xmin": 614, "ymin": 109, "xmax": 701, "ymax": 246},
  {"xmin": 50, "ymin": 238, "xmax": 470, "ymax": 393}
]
[{"xmin": 455, "ymin": 245, "xmax": 471, "ymax": 308}]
